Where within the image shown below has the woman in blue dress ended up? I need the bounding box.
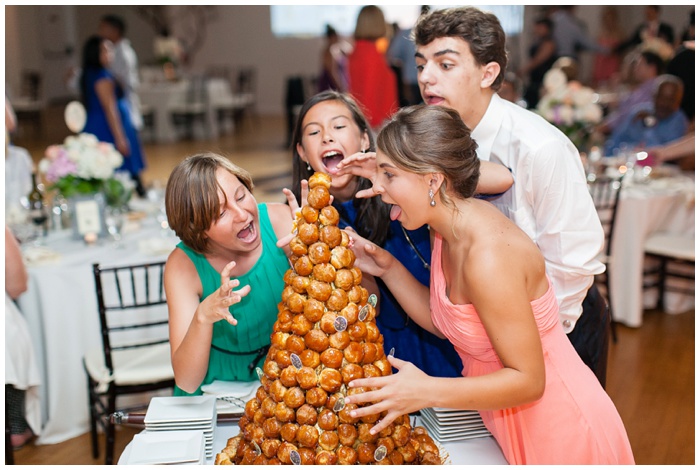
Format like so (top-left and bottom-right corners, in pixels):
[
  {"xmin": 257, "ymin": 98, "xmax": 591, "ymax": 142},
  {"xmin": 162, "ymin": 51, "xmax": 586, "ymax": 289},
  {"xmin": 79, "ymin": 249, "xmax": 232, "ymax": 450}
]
[
  {"xmin": 80, "ymin": 35, "xmax": 146, "ymax": 196},
  {"xmin": 290, "ymin": 91, "xmax": 513, "ymax": 378}
]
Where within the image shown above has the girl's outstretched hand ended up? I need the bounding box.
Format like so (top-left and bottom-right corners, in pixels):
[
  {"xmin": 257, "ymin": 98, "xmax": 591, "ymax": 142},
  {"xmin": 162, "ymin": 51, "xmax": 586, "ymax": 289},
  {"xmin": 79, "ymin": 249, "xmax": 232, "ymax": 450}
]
[
  {"xmin": 277, "ymin": 179, "xmax": 333, "ymax": 249},
  {"xmin": 197, "ymin": 260, "xmax": 251, "ymax": 326},
  {"xmin": 344, "ymin": 227, "xmax": 395, "ymax": 278},
  {"xmin": 345, "ymin": 355, "xmax": 430, "ymax": 435},
  {"xmin": 336, "ymin": 151, "xmax": 378, "ymax": 199}
]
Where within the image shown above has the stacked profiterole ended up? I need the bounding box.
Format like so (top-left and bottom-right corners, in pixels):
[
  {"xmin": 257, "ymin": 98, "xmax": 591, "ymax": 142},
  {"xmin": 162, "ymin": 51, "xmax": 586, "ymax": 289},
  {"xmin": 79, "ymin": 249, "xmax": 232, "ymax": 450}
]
[{"xmin": 215, "ymin": 173, "xmax": 443, "ymax": 465}]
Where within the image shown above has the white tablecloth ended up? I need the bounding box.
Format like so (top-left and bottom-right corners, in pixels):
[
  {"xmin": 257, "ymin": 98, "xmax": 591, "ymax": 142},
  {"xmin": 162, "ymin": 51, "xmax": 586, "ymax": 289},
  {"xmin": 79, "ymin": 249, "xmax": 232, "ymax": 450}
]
[
  {"xmin": 17, "ymin": 216, "xmax": 180, "ymax": 444},
  {"xmin": 118, "ymin": 417, "xmax": 507, "ymax": 465},
  {"xmin": 609, "ymin": 172, "xmax": 695, "ymax": 327}
]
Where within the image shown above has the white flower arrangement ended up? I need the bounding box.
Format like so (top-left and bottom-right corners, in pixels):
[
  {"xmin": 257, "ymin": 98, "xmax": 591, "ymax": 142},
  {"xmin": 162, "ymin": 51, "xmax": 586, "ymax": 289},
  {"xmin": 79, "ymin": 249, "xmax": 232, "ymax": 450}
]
[
  {"xmin": 536, "ymin": 68, "xmax": 604, "ymax": 149},
  {"xmin": 38, "ymin": 133, "xmax": 131, "ymax": 207}
]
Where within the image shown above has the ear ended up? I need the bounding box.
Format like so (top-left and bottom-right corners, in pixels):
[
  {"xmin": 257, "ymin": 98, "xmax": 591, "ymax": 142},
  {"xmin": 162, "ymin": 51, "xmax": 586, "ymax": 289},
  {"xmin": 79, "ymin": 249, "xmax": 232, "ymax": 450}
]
[
  {"xmin": 423, "ymin": 173, "xmax": 445, "ymax": 190},
  {"xmin": 360, "ymin": 131, "xmax": 371, "ymax": 153},
  {"xmin": 480, "ymin": 62, "xmax": 501, "ymax": 89},
  {"xmin": 296, "ymin": 142, "xmax": 307, "ymax": 163}
]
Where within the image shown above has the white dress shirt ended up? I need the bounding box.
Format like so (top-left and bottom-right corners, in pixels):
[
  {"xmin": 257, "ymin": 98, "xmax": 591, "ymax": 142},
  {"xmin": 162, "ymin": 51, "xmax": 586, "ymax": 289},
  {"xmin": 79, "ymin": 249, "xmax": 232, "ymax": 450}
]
[
  {"xmin": 111, "ymin": 38, "xmax": 143, "ymax": 130},
  {"xmin": 471, "ymin": 94, "xmax": 605, "ymax": 333}
]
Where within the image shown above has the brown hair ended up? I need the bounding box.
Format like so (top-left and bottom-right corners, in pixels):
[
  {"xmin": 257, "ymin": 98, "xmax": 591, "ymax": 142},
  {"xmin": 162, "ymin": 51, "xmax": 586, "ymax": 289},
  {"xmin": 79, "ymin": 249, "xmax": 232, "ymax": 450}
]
[
  {"xmin": 354, "ymin": 5, "xmax": 387, "ymax": 41},
  {"xmin": 377, "ymin": 105, "xmax": 480, "ymax": 208},
  {"xmin": 165, "ymin": 152, "xmax": 254, "ymax": 253},
  {"xmin": 413, "ymin": 6, "xmax": 508, "ymax": 90}
]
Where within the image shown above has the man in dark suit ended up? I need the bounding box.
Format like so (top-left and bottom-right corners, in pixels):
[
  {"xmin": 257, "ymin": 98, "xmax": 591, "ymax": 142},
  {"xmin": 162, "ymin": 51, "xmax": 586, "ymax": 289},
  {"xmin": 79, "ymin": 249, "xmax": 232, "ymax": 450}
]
[{"xmin": 616, "ymin": 6, "xmax": 675, "ymax": 54}]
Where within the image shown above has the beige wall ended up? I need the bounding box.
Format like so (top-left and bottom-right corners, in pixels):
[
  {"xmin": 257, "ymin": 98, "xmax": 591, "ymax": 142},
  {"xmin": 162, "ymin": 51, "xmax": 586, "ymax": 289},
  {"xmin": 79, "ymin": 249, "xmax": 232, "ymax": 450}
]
[{"xmin": 5, "ymin": 5, "xmax": 694, "ymax": 114}]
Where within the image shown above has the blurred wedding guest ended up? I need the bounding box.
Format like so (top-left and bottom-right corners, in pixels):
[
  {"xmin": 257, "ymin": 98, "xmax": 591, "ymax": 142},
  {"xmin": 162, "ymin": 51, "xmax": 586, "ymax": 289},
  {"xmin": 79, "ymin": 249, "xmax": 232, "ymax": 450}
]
[
  {"xmin": 5, "ymin": 225, "xmax": 41, "ymax": 450},
  {"xmin": 98, "ymin": 14, "xmax": 143, "ymax": 131},
  {"xmin": 387, "ymin": 8, "xmax": 430, "ymax": 107},
  {"xmin": 550, "ymin": 6, "xmax": 608, "ymax": 62},
  {"xmin": 645, "ymin": 131, "xmax": 695, "ymax": 170},
  {"xmin": 317, "ymin": 24, "xmax": 350, "ymax": 93},
  {"xmin": 163, "ymin": 153, "xmax": 295, "ymax": 395},
  {"xmin": 520, "ymin": 16, "xmax": 557, "ymax": 109},
  {"xmin": 598, "ymin": 51, "xmax": 664, "ymax": 136},
  {"xmin": 605, "ymin": 75, "xmax": 688, "ymax": 156},
  {"xmin": 592, "ymin": 6, "xmax": 625, "ymax": 88},
  {"xmin": 616, "ymin": 5, "xmax": 675, "ymax": 55},
  {"xmin": 348, "ymin": 5, "xmax": 398, "ymax": 129},
  {"xmin": 680, "ymin": 9, "xmax": 695, "ymax": 42},
  {"xmin": 498, "ymin": 72, "xmax": 527, "ymax": 108},
  {"xmin": 80, "ymin": 35, "xmax": 146, "ymax": 197},
  {"xmin": 5, "ymin": 97, "xmax": 33, "ymax": 213},
  {"xmin": 667, "ymin": 39, "xmax": 695, "ymax": 121}
]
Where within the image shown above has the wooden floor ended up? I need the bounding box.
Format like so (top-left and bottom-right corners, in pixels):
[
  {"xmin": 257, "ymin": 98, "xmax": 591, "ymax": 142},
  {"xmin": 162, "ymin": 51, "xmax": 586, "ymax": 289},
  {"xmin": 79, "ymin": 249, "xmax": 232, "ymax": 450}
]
[{"xmin": 8, "ymin": 108, "xmax": 696, "ymax": 465}]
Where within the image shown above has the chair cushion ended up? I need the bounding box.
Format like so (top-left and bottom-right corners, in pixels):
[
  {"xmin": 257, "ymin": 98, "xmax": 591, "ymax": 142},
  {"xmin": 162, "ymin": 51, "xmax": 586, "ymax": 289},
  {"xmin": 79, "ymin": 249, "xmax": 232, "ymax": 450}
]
[
  {"xmin": 84, "ymin": 342, "xmax": 174, "ymax": 393},
  {"xmin": 644, "ymin": 233, "xmax": 695, "ymax": 261}
]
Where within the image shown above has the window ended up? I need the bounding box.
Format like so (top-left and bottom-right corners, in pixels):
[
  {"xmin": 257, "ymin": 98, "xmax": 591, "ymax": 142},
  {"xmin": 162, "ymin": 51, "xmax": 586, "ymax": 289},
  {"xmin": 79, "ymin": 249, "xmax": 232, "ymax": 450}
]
[{"xmin": 270, "ymin": 5, "xmax": 523, "ymax": 38}]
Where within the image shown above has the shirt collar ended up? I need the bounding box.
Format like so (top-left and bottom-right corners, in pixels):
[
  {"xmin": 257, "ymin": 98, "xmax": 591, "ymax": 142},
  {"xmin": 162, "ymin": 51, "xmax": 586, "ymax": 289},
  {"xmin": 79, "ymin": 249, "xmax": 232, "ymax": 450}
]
[{"xmin": 471, "ymin": 93, "xmax": 504, "ymax": 160}]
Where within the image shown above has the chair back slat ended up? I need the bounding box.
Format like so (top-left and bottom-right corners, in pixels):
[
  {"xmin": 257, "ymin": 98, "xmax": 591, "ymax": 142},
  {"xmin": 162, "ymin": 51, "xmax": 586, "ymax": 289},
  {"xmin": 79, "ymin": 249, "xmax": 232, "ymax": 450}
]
[
  {"xmin": 588, "ymin": 174, "xmax": 623, "ymax": 257},
  {"xmin": 92, "ymin": 261, "xmax": 170, "ymax": 375}
]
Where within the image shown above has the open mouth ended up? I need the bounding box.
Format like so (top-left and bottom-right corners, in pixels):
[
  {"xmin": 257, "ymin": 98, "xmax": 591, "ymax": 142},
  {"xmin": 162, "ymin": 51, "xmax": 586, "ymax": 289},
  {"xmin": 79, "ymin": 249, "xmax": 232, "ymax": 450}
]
[
  {"xmin": 424, "ymin": 94, "xmax": 444, "ymax": 105},
  {"xmin": 322, "ymin": 150, "xmax": 344, "ymax": 174},
  {"xmin": 237, "ymin": 222, "xmax": 257, "ymax": 242}
]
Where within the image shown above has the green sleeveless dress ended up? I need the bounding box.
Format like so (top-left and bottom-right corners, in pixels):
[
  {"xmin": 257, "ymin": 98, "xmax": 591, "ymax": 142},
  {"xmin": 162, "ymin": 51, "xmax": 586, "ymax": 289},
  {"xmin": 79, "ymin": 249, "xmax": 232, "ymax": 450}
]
[{"xmin": 174, "ymin": 204, "xmax": 289, "ymax": 395}]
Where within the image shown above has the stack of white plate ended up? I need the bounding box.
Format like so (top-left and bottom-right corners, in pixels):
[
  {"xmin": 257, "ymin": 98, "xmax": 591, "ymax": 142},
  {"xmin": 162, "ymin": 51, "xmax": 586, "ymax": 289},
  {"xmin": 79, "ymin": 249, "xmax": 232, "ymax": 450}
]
[
  {"xmin": 124, "ymin": 429, "xmax": 206, "ymax": 465},
  {"xmin": 420, "ymin": 407, "xmax": 492, "ymax": 442},
  {"xmin": 143, "ymin": 396, "xmax": 217, "ymax": 459}
]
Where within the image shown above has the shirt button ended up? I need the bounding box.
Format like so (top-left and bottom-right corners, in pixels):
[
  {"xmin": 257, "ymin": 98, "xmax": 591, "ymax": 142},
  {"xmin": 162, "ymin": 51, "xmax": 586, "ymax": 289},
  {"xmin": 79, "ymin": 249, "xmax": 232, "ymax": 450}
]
[{"xmin": 563, "ymin": 319, "xmax": 572, "ymax": 329}]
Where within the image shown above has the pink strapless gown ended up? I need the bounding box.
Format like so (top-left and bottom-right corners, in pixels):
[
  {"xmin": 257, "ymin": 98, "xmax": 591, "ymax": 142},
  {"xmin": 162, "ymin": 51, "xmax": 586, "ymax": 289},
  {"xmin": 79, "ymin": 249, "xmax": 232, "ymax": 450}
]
[{"xmin": 429, "ymin": 235, "xmax": 634, "ymax": 464}]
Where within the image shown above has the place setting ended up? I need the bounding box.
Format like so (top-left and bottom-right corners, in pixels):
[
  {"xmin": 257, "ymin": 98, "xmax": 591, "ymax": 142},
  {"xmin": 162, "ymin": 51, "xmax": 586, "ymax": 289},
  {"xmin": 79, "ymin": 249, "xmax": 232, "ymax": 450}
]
[{"xmin": 120, "ymin": 395, "xmax": 216, "ymax": 465}]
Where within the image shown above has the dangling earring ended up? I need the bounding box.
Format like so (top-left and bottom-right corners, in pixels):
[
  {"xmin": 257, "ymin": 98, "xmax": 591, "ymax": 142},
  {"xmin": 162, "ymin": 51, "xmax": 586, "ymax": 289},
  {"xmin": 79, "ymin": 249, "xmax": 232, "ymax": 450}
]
[
  {"xmin": 429, "ymin": 189, "xmax": 436, "ymax": 207},
  {"xmin": 306, "ymin": 162, "xmax": 312, "ymax": 171}
]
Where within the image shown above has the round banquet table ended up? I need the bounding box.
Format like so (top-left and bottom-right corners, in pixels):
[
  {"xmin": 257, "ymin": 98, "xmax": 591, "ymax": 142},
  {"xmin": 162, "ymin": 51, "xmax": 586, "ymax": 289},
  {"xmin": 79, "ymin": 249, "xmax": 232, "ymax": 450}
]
[{"xmin": 17, "ymin": 213, "xmax": 180, "ymax": 445}]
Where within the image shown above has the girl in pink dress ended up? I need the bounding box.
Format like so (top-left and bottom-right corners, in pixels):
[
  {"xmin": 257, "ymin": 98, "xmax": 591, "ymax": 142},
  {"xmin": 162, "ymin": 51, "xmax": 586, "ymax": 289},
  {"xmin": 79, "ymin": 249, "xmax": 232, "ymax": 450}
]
[{"xmin": 342, "ymin": 105, "xmax": 634, "ymax": 464}]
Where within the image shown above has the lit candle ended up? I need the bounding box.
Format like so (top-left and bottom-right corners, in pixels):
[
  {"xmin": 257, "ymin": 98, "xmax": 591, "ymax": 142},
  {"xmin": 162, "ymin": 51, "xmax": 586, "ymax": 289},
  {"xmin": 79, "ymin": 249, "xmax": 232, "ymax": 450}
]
[{"xmin": 84, "ymin": 232, "xmax": 98, "ymax": 245}]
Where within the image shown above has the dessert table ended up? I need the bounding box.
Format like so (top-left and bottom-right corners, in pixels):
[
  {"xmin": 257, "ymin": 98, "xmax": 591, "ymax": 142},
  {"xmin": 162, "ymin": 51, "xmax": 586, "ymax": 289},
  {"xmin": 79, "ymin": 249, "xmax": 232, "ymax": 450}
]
[
  {"xmin": 118, "ymin": 418, "xmax": 508, "ymax": 465},
  {"xmin": 606, "ymin": 168, "xmax": 695, "ymax": 327},
  {"xmin": 17, "ymin": 211, "xmax": 181, "ymax": 444}
]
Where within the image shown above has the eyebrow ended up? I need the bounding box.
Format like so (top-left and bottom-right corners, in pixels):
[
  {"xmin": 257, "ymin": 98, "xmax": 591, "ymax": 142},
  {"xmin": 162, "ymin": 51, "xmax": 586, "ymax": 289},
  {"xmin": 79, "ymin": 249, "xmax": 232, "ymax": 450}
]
[
  {"xmin": 378, "ymin": 162, "xmax": 396, "ymax": 169},
  {"xmin": 415, "ymin": 48, "xmax": 461, "ymax": 60}
]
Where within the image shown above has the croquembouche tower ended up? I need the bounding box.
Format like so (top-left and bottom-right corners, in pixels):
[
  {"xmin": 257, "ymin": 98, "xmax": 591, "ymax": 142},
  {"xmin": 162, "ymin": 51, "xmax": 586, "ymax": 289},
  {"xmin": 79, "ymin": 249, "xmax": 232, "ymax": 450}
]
[{"xmin": 215, "ymin": 173, "xmax": 443, "ymax": 465}]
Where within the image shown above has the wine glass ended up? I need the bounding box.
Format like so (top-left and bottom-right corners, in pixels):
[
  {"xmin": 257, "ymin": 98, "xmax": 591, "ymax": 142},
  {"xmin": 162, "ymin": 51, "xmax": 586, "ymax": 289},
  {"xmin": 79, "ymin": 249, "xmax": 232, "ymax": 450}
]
[
  {"xmin": 104, "ymin": 206, "xmax": 126, "ymax": 248},
  {"xmin": 29, "ymin": 209, "xmax": 49, "ymax": 246}
]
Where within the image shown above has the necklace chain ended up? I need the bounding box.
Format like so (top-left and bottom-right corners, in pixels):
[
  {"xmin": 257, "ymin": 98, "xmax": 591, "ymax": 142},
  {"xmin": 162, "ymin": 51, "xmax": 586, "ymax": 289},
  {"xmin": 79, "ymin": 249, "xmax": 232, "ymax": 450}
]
[{"xmin": 400, "ymin": 226, "xmax": 430, "ymax": 271}]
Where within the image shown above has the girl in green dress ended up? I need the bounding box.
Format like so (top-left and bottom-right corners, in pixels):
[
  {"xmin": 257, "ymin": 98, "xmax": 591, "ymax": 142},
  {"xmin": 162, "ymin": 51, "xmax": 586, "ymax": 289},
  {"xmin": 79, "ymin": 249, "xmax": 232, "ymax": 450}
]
[{"xmin": 164, "ymin": 153, "xmax": 295, "ymax": 395}]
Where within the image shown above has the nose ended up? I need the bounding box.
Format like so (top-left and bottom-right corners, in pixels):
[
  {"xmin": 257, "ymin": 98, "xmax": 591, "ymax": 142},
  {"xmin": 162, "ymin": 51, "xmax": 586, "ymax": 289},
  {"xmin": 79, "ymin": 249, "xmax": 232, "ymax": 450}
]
[
  {"xmin": 229, "ymin": 201, "xmax": 248, "ymax": 222},
  {"xmin": 418, "ymin": 63, "xmax": 434, "ymax": 86},
  {"xmin": 372, "ymin": 181, "xmax": 384, "ymax": 195},
  {"xmin": 322, "ymin": 127, "xmax": 335, "ymax": 144}
]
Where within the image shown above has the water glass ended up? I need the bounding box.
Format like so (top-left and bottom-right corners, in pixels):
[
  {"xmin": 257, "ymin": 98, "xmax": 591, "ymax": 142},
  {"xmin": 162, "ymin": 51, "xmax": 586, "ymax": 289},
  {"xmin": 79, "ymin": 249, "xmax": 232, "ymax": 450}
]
[{"xmin": 104, "ymin": 206, "xmax": 126, "ymax": 247}]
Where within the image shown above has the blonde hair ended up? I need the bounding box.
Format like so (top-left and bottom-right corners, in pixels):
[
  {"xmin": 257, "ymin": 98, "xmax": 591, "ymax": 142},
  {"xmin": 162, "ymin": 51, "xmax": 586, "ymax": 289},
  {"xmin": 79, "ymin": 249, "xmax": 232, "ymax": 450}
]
[{"xmin": 354, "ymin": 5, "xmax": 387, "ymax": 41}]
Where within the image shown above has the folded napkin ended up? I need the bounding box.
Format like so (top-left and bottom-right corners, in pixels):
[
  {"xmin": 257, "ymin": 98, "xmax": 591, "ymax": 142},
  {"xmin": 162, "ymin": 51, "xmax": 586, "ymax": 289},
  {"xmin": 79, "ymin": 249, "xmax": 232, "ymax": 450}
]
[
  {"xmin": 22, "ymin": 246, "xmax": 62, "ymax": 266},
  {"xmin": 201, "ymin": 380, "xmax": 260, "ymax": 413}
]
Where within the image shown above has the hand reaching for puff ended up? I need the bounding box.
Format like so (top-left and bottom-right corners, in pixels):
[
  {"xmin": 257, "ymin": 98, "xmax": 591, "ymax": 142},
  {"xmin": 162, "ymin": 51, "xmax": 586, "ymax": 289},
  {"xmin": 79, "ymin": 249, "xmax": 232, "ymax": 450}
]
[
  {"xmin": 345, "ymin": 355, "xmax": 431, "ymax": 435},
  {"xmin": 335, "ymin": 151, "xmax": 378, "ymax": 199},
  {"xmin": 344, "ymin": 227, "xmax": 395, "ymax": 278}
]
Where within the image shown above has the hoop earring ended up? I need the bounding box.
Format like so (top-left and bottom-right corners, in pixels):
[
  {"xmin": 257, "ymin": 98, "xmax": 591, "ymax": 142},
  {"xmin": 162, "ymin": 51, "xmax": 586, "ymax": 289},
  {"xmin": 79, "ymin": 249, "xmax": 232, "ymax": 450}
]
[{"xmin": 429, "ymin": 189, "xmax": 436, "ymax": 207}]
